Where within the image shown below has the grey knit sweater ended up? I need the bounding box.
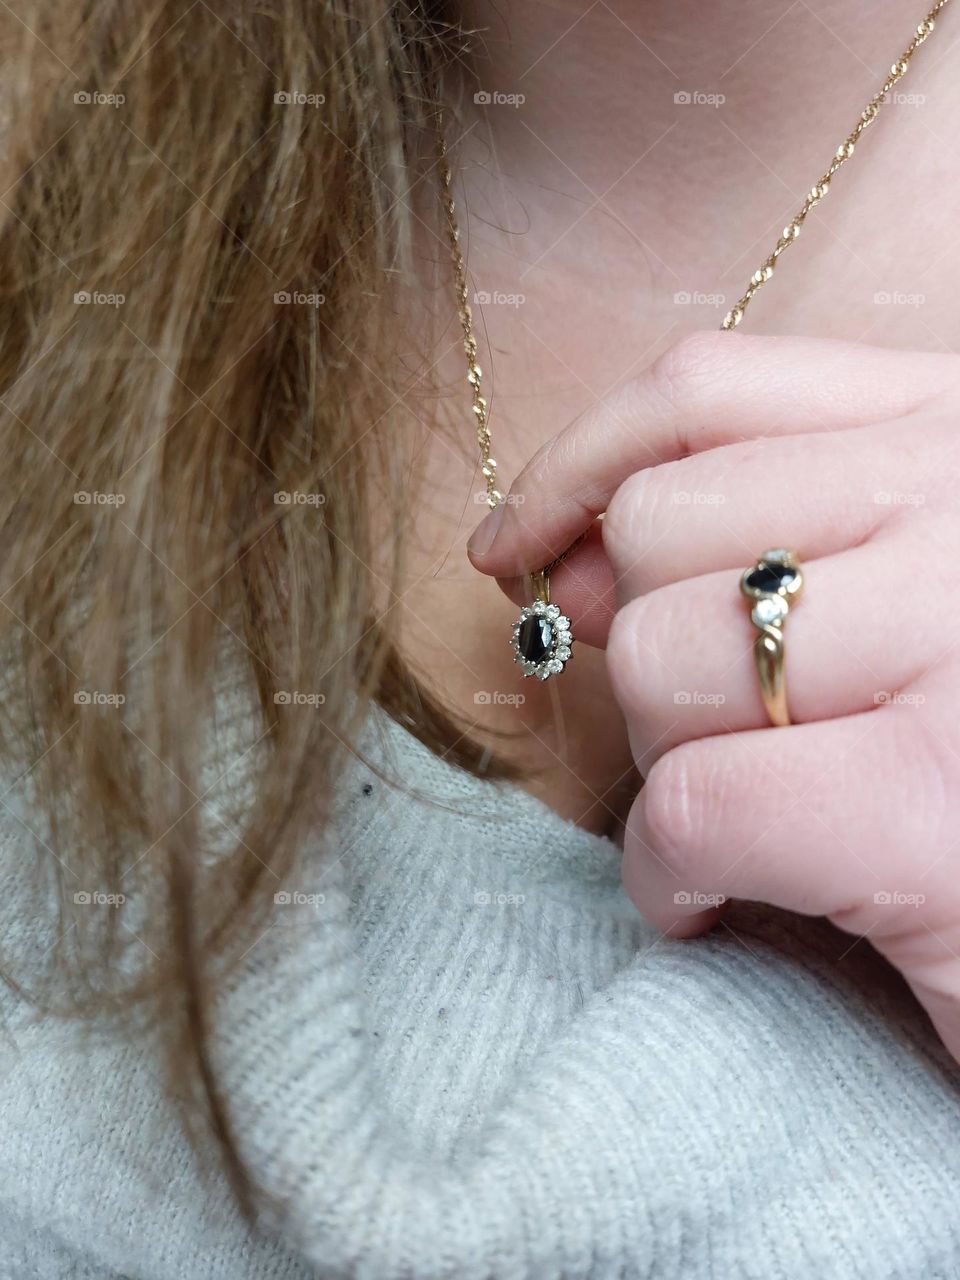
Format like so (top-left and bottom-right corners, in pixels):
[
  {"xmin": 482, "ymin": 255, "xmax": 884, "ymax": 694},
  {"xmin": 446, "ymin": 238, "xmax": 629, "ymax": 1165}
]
[{"xmin": 1, "ymin": 703, "xmax": 960, "ymax": 1279}]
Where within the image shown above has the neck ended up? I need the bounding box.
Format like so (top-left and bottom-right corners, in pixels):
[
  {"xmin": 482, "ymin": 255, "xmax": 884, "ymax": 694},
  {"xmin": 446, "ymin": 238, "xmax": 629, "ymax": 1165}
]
[
  {"xmin": 444, "ymin": 0, "xmax": 954, "ymax": 476},
  {"xmin": 458, "ymin": 0, "xmax": 926, "ymax": 167},
  {"xmin": 392, "ymin": 0, "xmax": 958, "ymax": 831}
]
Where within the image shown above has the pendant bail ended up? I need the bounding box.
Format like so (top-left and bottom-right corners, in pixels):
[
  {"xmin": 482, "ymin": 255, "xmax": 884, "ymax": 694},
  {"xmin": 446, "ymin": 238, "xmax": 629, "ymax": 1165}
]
[{"xmin": 530, "ymin": 568, "xmax": 550, "ymax": 605}]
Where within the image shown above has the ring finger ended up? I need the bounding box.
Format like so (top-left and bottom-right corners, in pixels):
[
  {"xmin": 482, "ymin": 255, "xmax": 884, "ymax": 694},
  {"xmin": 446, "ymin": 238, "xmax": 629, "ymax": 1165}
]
[{"xmin": 607, "ymin": 528, "xmax": 936, "ymax": 773}]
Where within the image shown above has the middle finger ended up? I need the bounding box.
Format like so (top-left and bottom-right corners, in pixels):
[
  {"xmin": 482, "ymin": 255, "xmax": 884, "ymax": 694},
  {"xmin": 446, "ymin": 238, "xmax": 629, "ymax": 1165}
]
[{"xmin": 606, "ymin": 530, "xmax": 934, "ymax": 773}]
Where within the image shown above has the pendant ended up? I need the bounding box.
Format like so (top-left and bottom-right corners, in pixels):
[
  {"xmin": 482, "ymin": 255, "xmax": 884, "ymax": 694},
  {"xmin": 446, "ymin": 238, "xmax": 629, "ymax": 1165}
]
[{"xmin": 510, "ymin": 570, "xmax": 574, "ymax": 680}]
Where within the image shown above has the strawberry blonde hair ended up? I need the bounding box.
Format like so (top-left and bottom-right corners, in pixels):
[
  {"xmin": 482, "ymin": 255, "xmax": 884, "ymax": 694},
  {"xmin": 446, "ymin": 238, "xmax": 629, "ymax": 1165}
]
[{"xmin": 0, "ymin": 0, "xmax": 496, "ymax": 1207}]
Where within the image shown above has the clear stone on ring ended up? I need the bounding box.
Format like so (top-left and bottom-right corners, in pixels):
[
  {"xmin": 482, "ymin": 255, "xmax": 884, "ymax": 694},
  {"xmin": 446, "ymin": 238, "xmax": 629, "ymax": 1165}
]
[{"xmin": 752, "ymin": 596, "xmax": 788, "ymax": 627}]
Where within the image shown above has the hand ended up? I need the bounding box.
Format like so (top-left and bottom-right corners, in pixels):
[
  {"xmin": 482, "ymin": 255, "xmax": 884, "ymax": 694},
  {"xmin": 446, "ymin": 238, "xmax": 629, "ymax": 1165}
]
[{"xmin": 468, "ymin": 332, "xmax": 960, "ymax": 1062}]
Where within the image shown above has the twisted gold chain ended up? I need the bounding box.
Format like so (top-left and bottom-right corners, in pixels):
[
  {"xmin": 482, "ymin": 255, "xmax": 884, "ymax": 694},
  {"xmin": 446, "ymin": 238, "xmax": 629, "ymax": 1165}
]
[
  {"xmin": 436, "ymin": 0, "xmax": 950, "ymax": 509},
  {"xmin": 436, "ymin": 124, "xmax": 502, "ymax": 509},
  {"xmin": 721, "ymin": 0, "xmax": 949, "ymax": 329}
]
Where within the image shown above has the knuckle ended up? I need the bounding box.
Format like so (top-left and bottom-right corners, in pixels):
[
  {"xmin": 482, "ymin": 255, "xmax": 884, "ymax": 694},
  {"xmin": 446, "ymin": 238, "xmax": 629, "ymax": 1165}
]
[
  {"xmin": 517, "ymin": 431, "xmax": 563, "ymax": 498},
  {"xmin": 606, "ymin": 591, "xmax": 675, "ymax": 725},
  {"xmin": 649, "ymin": 331, "xmax": 729, "ymax": 416},
  {"xmin": 641, "ymin": 747, "xmax": 706, "ymax": 880},
  {"xmin": 602, "ymin": 469, "xmax": 655, "ymax": 572},
  {"xmin": 605, "ymin": 452, "xmax": 727, "ymax": 595},
  {"xmin": 517, "ymin": 428, "xmax": 600, "ymax": 527},
  {"xmin": 606, "ymin": 601, "xmax": 643, "ymax": 711}
]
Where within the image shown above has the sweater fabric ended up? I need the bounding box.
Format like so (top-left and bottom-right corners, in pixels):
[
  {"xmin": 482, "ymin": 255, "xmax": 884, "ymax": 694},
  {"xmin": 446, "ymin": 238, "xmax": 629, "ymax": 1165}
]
[{"xmin": 1, "ymin": 704, "xmax": 960, "ymax": 1279}]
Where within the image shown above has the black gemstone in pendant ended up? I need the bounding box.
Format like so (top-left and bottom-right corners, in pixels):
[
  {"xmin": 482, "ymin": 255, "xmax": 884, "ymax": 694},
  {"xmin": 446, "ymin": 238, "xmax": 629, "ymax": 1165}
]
[
  {"xmin": 744, "ymin": 561, "xmax": 797, "ymax": 595},
  {"xmin": 517, "ymin": 615, "xmax": 553, "ymax": 664}
]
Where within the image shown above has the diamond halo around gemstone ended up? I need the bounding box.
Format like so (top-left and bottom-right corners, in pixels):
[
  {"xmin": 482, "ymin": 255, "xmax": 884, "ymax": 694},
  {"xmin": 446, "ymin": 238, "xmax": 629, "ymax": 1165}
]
[{"xmin": 510, "ymin": 599, "xmax": 574, "ymax": 680}]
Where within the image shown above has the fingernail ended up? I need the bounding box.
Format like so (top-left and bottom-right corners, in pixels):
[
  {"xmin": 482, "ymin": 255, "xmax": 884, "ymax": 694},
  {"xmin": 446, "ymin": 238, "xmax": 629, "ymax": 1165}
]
[{"xmin": 467, "ymin": 502, "xmax": 506, "ymax": 558}]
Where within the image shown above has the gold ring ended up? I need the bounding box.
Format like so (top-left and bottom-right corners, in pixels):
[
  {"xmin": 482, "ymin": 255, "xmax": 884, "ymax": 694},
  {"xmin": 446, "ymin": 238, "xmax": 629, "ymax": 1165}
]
[{"xmin": 740, "ymin": 549, "xmax": 804, "ymax": 727}]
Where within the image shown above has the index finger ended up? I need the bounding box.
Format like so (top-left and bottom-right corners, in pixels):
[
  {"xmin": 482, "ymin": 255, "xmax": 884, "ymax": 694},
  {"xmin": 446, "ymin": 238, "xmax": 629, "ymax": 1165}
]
[{"xmin": 466, "ymin": 332, "xmax": 958, "ymax": 578}]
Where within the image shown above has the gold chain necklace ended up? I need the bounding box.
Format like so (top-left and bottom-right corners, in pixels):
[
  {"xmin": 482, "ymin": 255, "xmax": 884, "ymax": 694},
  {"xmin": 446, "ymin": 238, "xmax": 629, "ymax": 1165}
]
[{"xmin": 437, "ymin": 0, "xmax": 949, "ymax": 680}]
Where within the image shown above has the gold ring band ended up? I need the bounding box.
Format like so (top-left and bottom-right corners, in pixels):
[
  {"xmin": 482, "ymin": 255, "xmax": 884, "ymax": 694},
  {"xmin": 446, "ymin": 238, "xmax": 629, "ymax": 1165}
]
[{"xmin": 740, "ymin": 549, "xmax": 804, "ymax": 727}]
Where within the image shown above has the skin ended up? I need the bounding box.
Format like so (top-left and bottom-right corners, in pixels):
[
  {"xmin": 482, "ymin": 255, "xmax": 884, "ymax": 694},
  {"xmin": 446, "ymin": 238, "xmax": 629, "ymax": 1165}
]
[
  {"xmin": 412, "ymin": 0, "xmax": 960, "ymax": 1062},
  {"xmin": 397, "ymin": 0, "xmax": 960, "ymax": 836},
  {"xmin": 469, "ymin": 330, "xmax": 960, "ymax": 1064}
]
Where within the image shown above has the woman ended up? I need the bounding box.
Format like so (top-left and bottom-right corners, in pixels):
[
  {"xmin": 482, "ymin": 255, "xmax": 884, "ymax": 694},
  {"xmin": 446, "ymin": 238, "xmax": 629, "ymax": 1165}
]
[{"xmin": 1, "ymin": 0, "xmax": 959, "ymax": 1275}]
